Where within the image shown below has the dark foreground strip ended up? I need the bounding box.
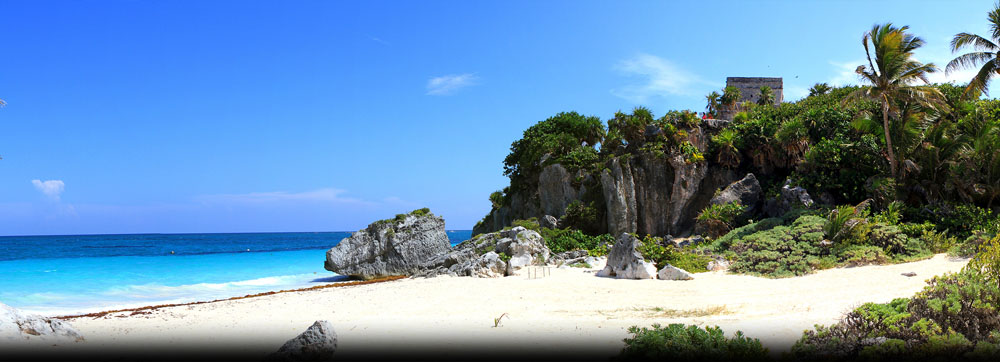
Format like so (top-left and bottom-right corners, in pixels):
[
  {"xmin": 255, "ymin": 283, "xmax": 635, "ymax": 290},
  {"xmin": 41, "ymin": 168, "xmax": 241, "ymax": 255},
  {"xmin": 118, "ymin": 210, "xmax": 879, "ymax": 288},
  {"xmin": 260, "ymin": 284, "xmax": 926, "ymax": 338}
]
[{"xmin": 54, "ymin": 275, "xmax": 408, "ymax": 320}]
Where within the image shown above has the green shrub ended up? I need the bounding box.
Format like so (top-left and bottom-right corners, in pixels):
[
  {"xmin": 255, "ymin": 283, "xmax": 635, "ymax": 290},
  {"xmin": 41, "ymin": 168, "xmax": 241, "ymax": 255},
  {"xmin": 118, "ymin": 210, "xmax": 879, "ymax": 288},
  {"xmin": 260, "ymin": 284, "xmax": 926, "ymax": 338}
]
[
  {"xmin": 540, "ymin": 228, "xmax": 614, "ymax": 255},
  {"xmin": 839, "ymin": 245, "xmax": 888, "ymax": 266},
  {"xmin": 638, "ymin": 235, "xmax": 710, "ymax": 273},
  {"xmin": 729, "ymin": 215, "xmax": 827, "ymax": 278},
  {"xmin": 824, "ymin": 204, "xmax": 858, "ymax": 242},
  {"xmin": 920, "ymin": 229, "xmax": 958, "ymax": 254},
  {"xmin": 704, "ymin": 217, "xmax": 783, "ymax": 252},
  {"xmin": 867, "ymin": 223, "xmax": 911, "ymax": 255},
  {"xmin": 697, "ymin": 202, "xmax": 747, "ymax": 227},
  {"xmin": 899, "ymin": 221, "xmax": 937, "ymax": 238},
  {"xmin": 620, "ymin": 324, "xmax": 768, "ymax": 361},
  {"xmin": 793, "ymin": 269, "xmax": 1000, "ymax": 360},
  {"xmin": 955, "ymin": 231, "xmax": 995, "ymax": 257},
  {"xmin": 967, "ymin": 234, "xmax": 1000, "ymax": 284},
  {"xmin": 510, "ymin": 218, "xmax": 540, "ymax": 231},
  {"xmin": 560, "ymin": 201, "xmax": 601, "ymax": 234}
]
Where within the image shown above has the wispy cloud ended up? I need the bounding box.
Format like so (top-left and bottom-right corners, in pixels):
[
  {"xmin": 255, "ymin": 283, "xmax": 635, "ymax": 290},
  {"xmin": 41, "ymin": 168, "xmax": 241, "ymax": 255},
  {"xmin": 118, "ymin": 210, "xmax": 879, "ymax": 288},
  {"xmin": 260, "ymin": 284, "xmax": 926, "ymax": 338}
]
[
  {"xmin": 31, "ymin": 179, "xmax": 65, "ymax": 201},
  {"xmin": 199, "ymin": 188, "xmax": 372, "ymax": 206},
  {"xmin": 827, "ymin": 60, "xmax": 864, "ymax": 87},
  {"xmin": 611, "ymin": 53, "xmax": 719, "ymax": 103},
  {"xmin": 426, "ymin": 73, "xmax": 479, "ymax": 95},
  {"xmin": 366, "ymin": 34, "xmax": 390, "ymax": 46}
]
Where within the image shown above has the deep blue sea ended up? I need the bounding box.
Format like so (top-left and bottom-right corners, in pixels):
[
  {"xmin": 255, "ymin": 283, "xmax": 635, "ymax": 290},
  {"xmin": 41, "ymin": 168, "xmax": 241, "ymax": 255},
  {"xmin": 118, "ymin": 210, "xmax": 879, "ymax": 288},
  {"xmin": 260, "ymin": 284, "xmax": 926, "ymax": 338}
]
[{"xmin": 0, "ymin": 230, "xmax": 472, "ymax": 316}]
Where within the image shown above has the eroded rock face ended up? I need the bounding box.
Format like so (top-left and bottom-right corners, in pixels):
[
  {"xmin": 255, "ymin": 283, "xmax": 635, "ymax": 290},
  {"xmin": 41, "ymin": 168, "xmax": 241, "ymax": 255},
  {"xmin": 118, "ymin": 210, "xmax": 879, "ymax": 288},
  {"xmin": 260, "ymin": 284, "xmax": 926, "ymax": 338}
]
[
  {"xmin": 596, "ymin": 233, "xmax": 656, "ymax": 279},
  {"xmin": 418, "ymin": 227, "xmax": 549, "ymax": 278},
  {"xmin": 265, "ymin": 320, "xmax": 337, "ymax": 362},
  {"xmin": 633, "ymin": 153, "xmax": 673, "ymax": 236},
  {"xmin": 538, "ymin": 164, "xmax": 577, "ymax": 218},
  {"xmin": 657, "ymin": 264, "xmax": 694, "ymax": 280},
  {"xmin": 710, "ymin": 173, "xmax": 762, "ymax": 210},
  {"xmin": 765, "ymin": 179, "xmax": 816, "ymax": 217},
  {"xmin": 324, "ymin": 211, "xmax": 450, "ymax": 280},
  {"xmin": 601, "ymin": 157, "xmax": 638, "ymax": 237},
  {"xmin": 666, "ymin": 154, "xmax": 709, "ymax": 234},
  {"xmin": 0, "ymin": 302, "xmax": 83, "ymax": 343}
]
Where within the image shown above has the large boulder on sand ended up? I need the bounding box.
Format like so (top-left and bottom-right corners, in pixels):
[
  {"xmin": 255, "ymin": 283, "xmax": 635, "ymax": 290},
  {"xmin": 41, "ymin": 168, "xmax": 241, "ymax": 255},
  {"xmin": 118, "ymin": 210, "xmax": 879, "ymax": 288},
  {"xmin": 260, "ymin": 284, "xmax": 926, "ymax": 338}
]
[
  {"xmin": 596, "ymin": 233, "xmax": 656, "ymax": 279},
  {"xmin": 657, "ymin": 264, "xmax": 694, "ymax": 280},
  {"xmin": 265, "ymin": 320, "xmax": 337, "ymax": 362},
  {"xmin": 1, "ymin": 302, "xmax": 83, "ymax": 343},
  {"xmin": 418, "ymin": 227, "xmax": 550, "ymax": 278},
  {"xmin": 325, "ymin": 209, "xmax": 450, "ymax": 280}
]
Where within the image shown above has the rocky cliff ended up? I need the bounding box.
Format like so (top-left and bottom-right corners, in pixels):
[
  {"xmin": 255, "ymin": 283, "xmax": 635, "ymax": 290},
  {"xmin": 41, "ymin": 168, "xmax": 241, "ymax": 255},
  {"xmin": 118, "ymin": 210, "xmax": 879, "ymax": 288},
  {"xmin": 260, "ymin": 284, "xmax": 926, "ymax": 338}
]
[{"xmin": 475, "ymin": 123, "xmax": 739, "ymax": 238}]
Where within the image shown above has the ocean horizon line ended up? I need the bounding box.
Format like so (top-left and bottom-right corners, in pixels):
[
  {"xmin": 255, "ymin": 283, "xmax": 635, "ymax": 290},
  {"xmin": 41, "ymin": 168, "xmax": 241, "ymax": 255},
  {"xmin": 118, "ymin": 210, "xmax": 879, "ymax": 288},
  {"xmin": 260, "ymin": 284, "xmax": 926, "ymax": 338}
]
[{"xmin": 0, "ymin": 229, "xmax": 475, "ymax": 239}]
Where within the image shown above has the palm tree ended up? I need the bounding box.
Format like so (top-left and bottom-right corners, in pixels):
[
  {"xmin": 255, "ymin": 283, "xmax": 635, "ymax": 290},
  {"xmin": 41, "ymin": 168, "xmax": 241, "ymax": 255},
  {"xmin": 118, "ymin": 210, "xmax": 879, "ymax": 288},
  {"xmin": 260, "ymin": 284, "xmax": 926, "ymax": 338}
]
[
  {"xmin": 720, "ymin": 86, "xmax": 741, "ymax": 112},
  {"xmin": 758, "ymin": 86, "xmax": 775, "ymax": 106},
  {"xmin": 809, "ymin": 83, "xmax": 832, "ymax": 96},
  {"xmin": 946, "ymin": 2, "xmax": 1000, "ymax": 98},
  {"xmin": 705, "ymin": 91, "xmax": 720, "ymax": 117},
  {"xmin": 850, "ymin": 23, "xmax": 947, "ymax": 180}
]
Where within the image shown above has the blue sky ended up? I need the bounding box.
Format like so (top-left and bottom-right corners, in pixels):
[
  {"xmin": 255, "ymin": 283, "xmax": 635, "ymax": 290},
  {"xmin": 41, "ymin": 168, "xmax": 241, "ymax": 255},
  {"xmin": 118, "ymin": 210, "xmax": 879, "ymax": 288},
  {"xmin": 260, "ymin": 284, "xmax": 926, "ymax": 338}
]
[{"xmin": 0, "ymin": 0, "xmax": 995, "ymax": 235}]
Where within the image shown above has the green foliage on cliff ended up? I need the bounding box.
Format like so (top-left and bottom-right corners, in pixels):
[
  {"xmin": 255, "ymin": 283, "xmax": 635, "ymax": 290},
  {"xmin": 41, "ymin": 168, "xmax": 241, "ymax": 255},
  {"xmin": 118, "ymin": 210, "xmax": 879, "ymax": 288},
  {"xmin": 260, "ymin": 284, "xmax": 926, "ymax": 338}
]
[
  {"xmin": 637, "ymin": 235, "xmax": 711, "ymax": 273},
  {"xmin": 503, "ymin": 111, "xmax": 604, "ymax": 190}
]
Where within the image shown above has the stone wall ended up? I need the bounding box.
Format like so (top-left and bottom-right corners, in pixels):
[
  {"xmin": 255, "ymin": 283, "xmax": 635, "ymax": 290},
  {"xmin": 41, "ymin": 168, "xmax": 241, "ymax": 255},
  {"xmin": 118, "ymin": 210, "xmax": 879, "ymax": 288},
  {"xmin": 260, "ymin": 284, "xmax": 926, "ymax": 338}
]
[{"xmin": 727, "ymin": 77, "xmax": 783, "ymax": 106}]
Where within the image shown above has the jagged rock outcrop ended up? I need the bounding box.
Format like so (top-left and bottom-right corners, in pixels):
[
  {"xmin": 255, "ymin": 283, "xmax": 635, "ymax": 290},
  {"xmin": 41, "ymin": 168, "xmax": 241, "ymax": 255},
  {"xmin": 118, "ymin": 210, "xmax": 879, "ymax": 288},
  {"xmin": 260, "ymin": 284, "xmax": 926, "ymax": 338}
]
[
  {"xmin": 657, "ymin": 264, "xmax": 694, "ymax": 280},
  {"xmin": 265, "ymin": 320, "xmax": 337, "ymax": 362},
  {"xmin": 597, "ymin": 233, "xmax": 656, "ymax": 279},
  {"xmin": 324, "ymin": 210, "xmax": 450, "ymax": 280},
  {"xmin": 601, "ymin": 157, "xmax": 638, "ymax": 237},
  {"xmin": 633, "ymin": 153, "xmax": 673, "ymax": 236},
  {"xmin": 1, "ymin": 302, "xmax": 83, "ymax": 343},
  {"xmin": 538, "ymin": 164, "xmax": 578, "ymax": 218},
  {"xmin": 765, "ymin": 180, "xmax": 816, "ymax": 217},
  {"xmin": 475, "ymin": 124, "xmax": 727, "ymax": 238},
  {"xmin": 418, "ymin": 227, "xmax": 549, "ymax": 278},
  {"xmin": 666, "ymin": 154, "xmax": 709, "ymax": 233},
  {"xmin": 710, "ymin": 173, "xmax": 762, "ymax": 210},
  {"xmin": 539, "ymin": 215, "xmax": 559, "ymax": 229}
]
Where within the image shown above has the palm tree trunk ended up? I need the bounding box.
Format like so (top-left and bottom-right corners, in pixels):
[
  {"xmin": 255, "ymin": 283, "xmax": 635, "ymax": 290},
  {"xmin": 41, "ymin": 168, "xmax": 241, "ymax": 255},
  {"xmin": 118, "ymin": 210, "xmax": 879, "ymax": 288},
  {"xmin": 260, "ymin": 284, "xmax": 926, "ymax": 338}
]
[{"xmin": 882, "ymin": 99, "xmax": 898, "ymax": 179}]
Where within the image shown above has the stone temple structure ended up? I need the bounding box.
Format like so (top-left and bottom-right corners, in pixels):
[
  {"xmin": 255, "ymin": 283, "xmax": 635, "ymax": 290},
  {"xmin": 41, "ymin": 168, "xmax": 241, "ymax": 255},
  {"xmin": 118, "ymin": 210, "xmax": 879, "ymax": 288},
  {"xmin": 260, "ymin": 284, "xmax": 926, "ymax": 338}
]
[
  {"xmin": 717, "ymin": 77, "xmax": 783, "ymax": 121},
  {"xmin": 727, "ymin": 77, "xmax": 783, "ymax": 106}
]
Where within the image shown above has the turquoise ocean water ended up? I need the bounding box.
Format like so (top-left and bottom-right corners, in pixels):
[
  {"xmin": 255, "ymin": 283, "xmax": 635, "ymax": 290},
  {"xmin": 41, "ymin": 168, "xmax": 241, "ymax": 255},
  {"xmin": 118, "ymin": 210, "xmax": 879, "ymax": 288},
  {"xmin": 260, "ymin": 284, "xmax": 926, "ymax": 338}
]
[{"xmin": 0, "ymin": 231, "xmax": 472, "ymax": 315}]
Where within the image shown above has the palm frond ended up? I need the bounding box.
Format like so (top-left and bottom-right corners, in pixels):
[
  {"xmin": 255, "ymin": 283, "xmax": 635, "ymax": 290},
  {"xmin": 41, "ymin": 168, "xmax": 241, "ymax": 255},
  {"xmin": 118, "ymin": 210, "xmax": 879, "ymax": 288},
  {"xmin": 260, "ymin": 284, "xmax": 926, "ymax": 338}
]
[
  {"xmin": 946, "ymin": 51, "xmax": 996, "ymax": 74},
  {"xmin": 950, "ymin": 33, "xmax": 998, "ymax": 52},
  {"xmin": 965, "ymin": 58, "xmax": 1000, "ymax": 97}
]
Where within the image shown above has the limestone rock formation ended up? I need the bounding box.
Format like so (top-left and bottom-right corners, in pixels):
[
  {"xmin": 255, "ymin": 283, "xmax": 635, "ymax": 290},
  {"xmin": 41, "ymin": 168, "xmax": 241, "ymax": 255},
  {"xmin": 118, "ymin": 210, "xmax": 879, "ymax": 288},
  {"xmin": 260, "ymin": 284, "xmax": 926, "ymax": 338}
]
[
  {"xmin": 765, "ymin": 180, "xmax": 816, "ymax": 216},
  {"xmin": 0, "ymin": 302, "xmax": 83, "ymax": 343},
  {"xmin": 418, "ymin": 227, "xmax": 549, "ymax": 278},
  {"xmin": 710, "ymin": 173, "xmax": 762, "ymax": 211},
  {"xmin": 265, "ymin": 320, "xmax": 337, "ymax": 362},
  {"xmin": 538, "ymin": 164, "xmax": 577, "ymax": 218},
  {"xmin": 596, "ymin": 233, "xmax": 656, "ymax": 279},
  {"xmin": 324, "ymin": 209, "xmax": 450, "ymax": 280},
  {"xmin": 666, "ymin": 154, "xmax": 709, "ymax": 233},
  {"xmin": 657, "ymin": 264, "xmax": 694, "ymax": 280},
  {"xmin": 601, "ymin": 157, "xmax": 638, "ymax": 237},
  {"xmin": 539, "ymin": 215, "xmax": 559, "ymax": 229}
]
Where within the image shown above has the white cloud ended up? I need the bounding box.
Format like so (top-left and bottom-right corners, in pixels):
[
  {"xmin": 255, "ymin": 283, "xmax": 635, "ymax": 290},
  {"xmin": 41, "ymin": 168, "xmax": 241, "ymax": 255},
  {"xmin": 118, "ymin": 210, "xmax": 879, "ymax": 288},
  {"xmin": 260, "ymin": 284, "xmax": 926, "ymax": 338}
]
[
  {"xmin": 31, "ymin": 179, "xmax": 65, "ymax": 201},
  {"xmin": 426, "ymin": 73, "xmax": 479, "ymax": 95},
  {"xmin": 827, "ymin": 60, "xmax": 865, "ymax": 87},
  {"xmin": 611, "ymin": 53, "xmax": 719, "ymax": 103},
  {"xmin": 199, "ymin": 188, "xmax": 372, "ymax": 206}
]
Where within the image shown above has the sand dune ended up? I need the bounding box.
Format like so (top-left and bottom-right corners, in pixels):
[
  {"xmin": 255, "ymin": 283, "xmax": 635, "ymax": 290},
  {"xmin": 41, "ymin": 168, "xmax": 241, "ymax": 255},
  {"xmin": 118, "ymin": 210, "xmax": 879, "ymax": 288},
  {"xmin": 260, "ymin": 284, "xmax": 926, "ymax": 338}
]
[{"xmin": 61, "ymin": 253, "xmax": 968, "ymax": 359}]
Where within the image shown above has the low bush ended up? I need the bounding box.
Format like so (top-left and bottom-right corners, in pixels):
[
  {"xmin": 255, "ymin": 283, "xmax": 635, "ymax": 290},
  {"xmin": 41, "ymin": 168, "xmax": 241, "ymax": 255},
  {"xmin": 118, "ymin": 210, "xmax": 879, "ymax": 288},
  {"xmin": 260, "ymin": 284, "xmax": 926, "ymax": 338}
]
[
  {"xmin": 638, "ymin": 235, "xmax": 711, "ymax": 273},
  {"xmin": 729, "ymin": 215, "xmax": 828, "ymax": 278},
  {"xmin": 921, "ymin": 229, "xmax": 958, "ymax": 254},
  {"xmin": 839, "ymin": 245, "xmax": 888, "ymax": 266},
  {"xmin": 620, "ymin": 323, "xmax": 768, "ymax": 361},
  {"xmin": 510, "ymin": 218, "xmax": 540, "ymax": 231},
  {"xmin": 560, "ymin": 201, "xmax": 602, "ymax": 234},
  {"xmin": 540, "ymin": 228, "xmax": 614, "ymax": 255},
  {"xmin": 703, "ymin": 217, "xmax": 783, "ymax": 252},
  {"xmin": 793, "ymin": 253, "xmax": 1000, "ymax": 361}
]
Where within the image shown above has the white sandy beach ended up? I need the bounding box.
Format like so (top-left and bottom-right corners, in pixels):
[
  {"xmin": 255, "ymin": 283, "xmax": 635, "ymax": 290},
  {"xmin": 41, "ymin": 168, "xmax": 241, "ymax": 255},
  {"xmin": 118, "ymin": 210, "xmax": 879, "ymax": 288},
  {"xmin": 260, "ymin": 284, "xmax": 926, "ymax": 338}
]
[{"xmin": 57, "ymin": 254, "xmax": 968, "ymax": 359}]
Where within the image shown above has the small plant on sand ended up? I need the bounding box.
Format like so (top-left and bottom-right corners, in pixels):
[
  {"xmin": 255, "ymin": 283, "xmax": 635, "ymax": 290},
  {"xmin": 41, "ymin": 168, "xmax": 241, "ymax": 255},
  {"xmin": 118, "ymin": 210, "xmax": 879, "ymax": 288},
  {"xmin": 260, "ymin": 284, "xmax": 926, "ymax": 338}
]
[{"xmin": 493, "ymin": 313, "xmax": 509, "ymax": 328}]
